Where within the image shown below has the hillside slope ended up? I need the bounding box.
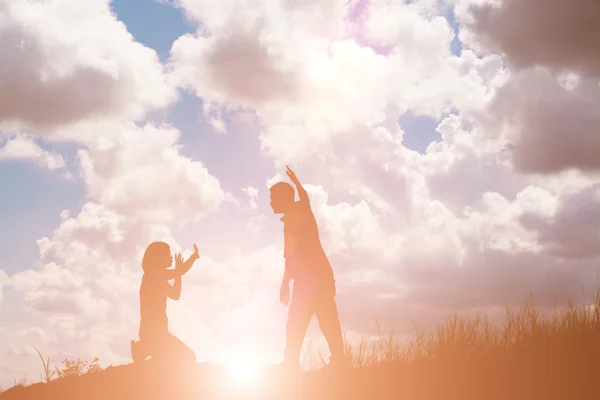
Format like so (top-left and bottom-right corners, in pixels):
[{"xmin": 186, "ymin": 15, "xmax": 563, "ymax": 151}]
[
  {"xmin": 4, "ymin": 299, "xmax": 600, "ymax": 400},
  {"xmin": 1, "ymin": 353, "xmax": 599, "ymax": 400}
]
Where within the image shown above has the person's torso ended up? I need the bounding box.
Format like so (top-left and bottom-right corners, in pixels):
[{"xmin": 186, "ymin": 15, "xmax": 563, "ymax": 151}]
[
  {"xmin": 283, "ymin": 203, "xmax": 333, "ymax": 283},
  {"xmin": 139, "ymin": 273, "xmax": 168, "ymax": 329}
]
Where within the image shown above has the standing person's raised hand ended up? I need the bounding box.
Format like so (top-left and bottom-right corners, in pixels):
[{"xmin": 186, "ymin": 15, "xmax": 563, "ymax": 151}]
[
  {"xmin": 286, "ymin": 165, "xmax": 299, "ymax": 185},
  {"xmin": 191, "ymin": 243, "xmax": 200, "ymax": 260},
  {"xmin": 286, "ymin": 164, "xmax": 310, "ymax": 203}
]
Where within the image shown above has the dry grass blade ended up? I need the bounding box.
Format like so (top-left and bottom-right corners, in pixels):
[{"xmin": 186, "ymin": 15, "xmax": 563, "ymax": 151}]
[
  {"xmin": 33, "ymin": 346, "xmax": 54, "ymax": 383},
  {"xmin": 13, "ymin": 375, "xmax": 27, "ymax": 387}
]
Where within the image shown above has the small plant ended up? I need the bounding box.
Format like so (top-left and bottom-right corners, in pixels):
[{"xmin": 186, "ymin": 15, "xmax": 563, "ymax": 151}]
[
  {"xmin": 53, "ymin": 357, "xmax": 102, "ymax": 380},
  {"xmin": 33, "ymin": 346, "xmax": 53, "ymax": 383},
  {"xmin": 33, "ymin": 347, "xmax": 102, "ymax": 383},
  {"xmin": 13, "ymin": 375, "xmax": 27, "ymax": 387}
]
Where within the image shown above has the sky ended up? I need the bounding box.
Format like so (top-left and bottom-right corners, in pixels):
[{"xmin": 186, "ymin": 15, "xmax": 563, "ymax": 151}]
[{"xmin": 1, "ymin": 0, "xmax": 600, "ymax": 386}]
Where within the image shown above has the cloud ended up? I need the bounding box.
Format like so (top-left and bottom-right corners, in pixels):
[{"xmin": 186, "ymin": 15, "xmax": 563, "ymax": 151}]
[
  {"xmin": 0, "ymin": 0, "xmax": 176, "ymax": 133},
  {"xmin": 239, "ymin": 187, "xmax": 267, "ymax": 233},
  {"xmin": 241, "ymin": 186, "xmax": 259, "ymax": 210},
  {"xmin": 77, "ymin": 121, "xmax": 226, "ymax": 224},
  {"xmin": 0, "ymin": 270, "xmax": 8, "ymax": 305},
  {"xmin": 458, "ymin": 0, "xmax": 600, "ymax": 174},
  {"xmin": 319, "ymin": 178, "xmax": 600, "ymax": 334},
  {"xmin": 466, "ymin": 0, "xmax": 600, "ymax": 78},
  {"xmin": 0, "ymin": 134, "xmax": 66, "ymax": 170},
  {"xmin": 520, "ymin": 184, "xmax": 600, "ymax": 259},
  {"xmin": 170, "ymin": 0, "xmax": 505, "ymax": 171},
  {"xmin": 420, "ymin": 113, "xmax": 530, "ymax": 213},
  {"xmin": 483, "ymin": 68, "xmax": 600, "ymax": 173},
  {"xmin": 169, "ymin": 0, "xmax": 390, "ymax": 114}
]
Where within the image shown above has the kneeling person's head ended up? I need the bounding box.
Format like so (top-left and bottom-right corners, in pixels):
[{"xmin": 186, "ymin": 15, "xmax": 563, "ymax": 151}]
[{"xmin": 142, "ymin": 241, "xmax": 173, "ymax": 273}]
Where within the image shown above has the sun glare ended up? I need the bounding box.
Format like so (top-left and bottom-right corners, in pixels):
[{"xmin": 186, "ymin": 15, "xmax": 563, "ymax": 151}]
[{"xmin": 227, "ymin": 359, "xmax": 261, "ymax": 384}]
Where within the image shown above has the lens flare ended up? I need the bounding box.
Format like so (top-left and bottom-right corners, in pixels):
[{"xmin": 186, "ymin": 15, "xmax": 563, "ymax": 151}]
[{"xmin": 227, "ymin": 359, "xmax": 260, "ymax": 384}]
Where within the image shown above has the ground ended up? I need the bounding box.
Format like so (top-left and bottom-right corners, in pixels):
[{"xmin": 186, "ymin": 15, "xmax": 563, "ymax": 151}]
[
  {"xmin": 1, "ymin": 355, "xmax": 598, "ymax": 400},
  {"xmin": 3, "ymin": 299, "xmax": 600, "ymax": 399}
]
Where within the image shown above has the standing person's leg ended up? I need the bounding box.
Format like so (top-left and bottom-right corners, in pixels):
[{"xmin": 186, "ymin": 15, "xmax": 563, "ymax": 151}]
[
  {"xmin": 314, "ymin": 280, "xmax": 345, "ymax": 365},
  {"xmin": 284, "ymin": 282, "xmax": 315, "ymax": 366}
]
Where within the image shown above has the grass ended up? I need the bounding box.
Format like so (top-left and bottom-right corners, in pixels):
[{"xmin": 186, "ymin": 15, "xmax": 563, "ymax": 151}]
[
  {"xmin": 11, "ymin": 376, "xmax": 27, "ymax": 388},
  {"xmin": 27, "ymin": 348, "xmax": 103, "ymax": 386},
  {"xmin": 33, "ymin": 346, "xmax": 53, "ymax": 383},
  {"xmin": 302, "ymin": 290, "xmax": 600, "ymax": 370},
  {"xmin": 3, "ymin": 290, "xmax": 600, "ymax": 399}
]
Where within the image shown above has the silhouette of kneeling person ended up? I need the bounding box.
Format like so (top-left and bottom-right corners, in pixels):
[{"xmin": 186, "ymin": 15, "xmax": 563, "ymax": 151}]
[
  {"xmin": 130, "ymin": 242, "xmax": 199, "ymax": 365},
  {"xmin": 270, "ymin": 166, "xmax": 346, "ymax": 370}
]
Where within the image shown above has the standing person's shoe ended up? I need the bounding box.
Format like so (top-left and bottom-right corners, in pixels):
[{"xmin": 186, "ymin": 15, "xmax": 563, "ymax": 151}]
[
  {"xmin": 131, "ymin": 340, "xmax": 140, "ymax": 363},
  {"xmin": 322, "ymin": 356, "xmax": 350, "ymax": 373}
]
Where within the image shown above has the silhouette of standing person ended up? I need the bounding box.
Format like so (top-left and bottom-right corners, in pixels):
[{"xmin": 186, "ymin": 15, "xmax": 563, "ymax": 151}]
[
  {"xmin": 270, "ymin": 166, "xmax": 346, "ymax": 371},
  {"xmin": 130, "ymin": 242, "xmax": 199, "ymax": 365}
]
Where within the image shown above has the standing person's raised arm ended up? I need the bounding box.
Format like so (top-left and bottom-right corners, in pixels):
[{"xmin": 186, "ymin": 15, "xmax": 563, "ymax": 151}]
[{"xmin": 286, "ymin": 165, "xmax": 309, "ymax": 204}]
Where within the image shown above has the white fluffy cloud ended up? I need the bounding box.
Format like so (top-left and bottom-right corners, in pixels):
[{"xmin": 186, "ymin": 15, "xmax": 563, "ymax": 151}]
[
  {"xmin": 520, "ymin": 183, "xmax": 600, "ymax": 259},
  {"xmin": 311, "ymin": 169, "xmax": 600, "ymax": 333},
  {"xmin": 0, "ymin": 0, "xmax": 176, "ymax": 133},
  {"xmin": 0, "ymin": 270, "xmax": 8, "ymax": 305},
  {"xmin": 465, "ymin": 0, "xmax": 600, "ymax": 78},
  {"xmin": 241, "ymin": 186, "xmax": 259, "ymax": 210},
  {"xmin": 459, "ymin": 0, "xmax": 600, "ymax": 173},
  {"xmin": 0, "ymin": 134, "xmax": 66, "ymax": 170},
  {"xmin": 77, "ymin": 121, "xmax": 226, "ymax": 224},
  {"xmin": 169, "ymin": 0, "xmax": 506, "ymax": 170},
  {"xmin": 483, "ymin": 67, "xmax": 600, "ymax": 173}
]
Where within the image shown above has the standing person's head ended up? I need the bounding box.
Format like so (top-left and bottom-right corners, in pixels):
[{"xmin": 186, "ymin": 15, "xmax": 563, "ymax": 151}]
[
  {"xmin": 142, "ymin": 242, "xmax": 173, "ymax": 274},
  {"xmin": 269, "ymin": 182, "xmax": 295, "ymax": 214}
]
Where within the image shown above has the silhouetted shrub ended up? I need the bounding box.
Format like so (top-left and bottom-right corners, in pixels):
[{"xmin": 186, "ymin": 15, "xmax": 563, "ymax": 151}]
[{"xmin": 33, "ymin": 347, "xmax": 103, "ymax": 384}]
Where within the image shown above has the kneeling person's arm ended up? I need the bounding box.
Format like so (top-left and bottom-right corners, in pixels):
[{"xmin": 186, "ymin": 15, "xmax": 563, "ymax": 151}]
[{"xmin": 166, "ymin": 275, "xmax": 182, "ymax": 300}]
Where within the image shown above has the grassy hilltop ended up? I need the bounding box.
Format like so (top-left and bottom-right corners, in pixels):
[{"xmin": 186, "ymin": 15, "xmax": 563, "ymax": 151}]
[{"xmin": 2, "ymin": 294, "xmax": 600, "ymax": 400}]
